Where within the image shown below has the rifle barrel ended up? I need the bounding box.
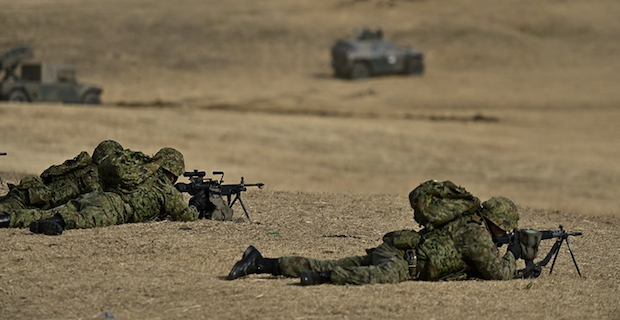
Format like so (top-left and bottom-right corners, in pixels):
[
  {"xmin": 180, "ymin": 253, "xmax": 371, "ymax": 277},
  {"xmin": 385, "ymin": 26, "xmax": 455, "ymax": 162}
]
[{"xmin": 494, "ymin": 228, "xmax": 582, "ymax": 245}]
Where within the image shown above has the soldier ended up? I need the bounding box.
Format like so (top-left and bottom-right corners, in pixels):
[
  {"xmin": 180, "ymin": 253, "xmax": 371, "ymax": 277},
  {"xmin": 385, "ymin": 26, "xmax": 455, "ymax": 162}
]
[
  {"xmin": 2, "ymin": 147, "xmax": 208, "ymax": 235},
  {"xmin": 226, "ymin": 184, "xmax": 522, "ymax": 286},
  {"xmin": 0, "ymin": 140, "xmax": 123, "ymax": 213}
]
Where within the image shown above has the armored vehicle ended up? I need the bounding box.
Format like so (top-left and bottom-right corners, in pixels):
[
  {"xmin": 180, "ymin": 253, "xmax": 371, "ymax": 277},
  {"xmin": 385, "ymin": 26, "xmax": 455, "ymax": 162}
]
[
  {"xmin": 0, "ymin": 45, "xmax": 102, "ymax": 104},
  {"xmin": 331, "ymin": 29, "xmax": 424, "ymax": 80}
]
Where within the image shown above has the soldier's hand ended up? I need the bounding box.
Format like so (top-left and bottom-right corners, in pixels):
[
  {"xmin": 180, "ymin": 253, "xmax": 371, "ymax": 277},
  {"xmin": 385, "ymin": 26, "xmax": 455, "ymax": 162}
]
[
  {"xmin": 189, "ymin": 191, "xmax": 209, "ymax": 215},
  {"xmin": 507, "ymin": 230, "xmax": 522, "ymax": 259}
]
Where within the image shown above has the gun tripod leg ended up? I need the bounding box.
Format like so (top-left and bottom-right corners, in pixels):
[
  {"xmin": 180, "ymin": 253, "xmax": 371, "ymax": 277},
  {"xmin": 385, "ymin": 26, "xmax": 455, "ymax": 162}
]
[
  {"xmin": 549, "ymin": 238, "xmax": 564, "ymax": 275},
  {"xmin": 229, "ymin": 194, "xmax": 252, "ymax": 222},
  {"xmin": 236, "ymin": 196, "xmax": 252, "ymax": 222},
  {"xmin": 565, "ymin": 237, "xmax": 582, "ymax": 277}
]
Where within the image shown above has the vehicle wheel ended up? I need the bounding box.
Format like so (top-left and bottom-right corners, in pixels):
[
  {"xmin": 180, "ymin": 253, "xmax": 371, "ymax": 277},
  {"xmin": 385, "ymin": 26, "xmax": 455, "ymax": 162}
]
[
  {"xmin": 8, "ymin": 90, "xmax": 28, "ymax": 102},
  {"xmin": 406, "ymin": 60, "xmax": 424, "ymax": 75},
  {"xmin": 82, "ymin": 92, "xmax": 101, "ymax": 105},
  {"xmin": 350, "ymin": 62, "xmax": 370, "ymax": 80}
]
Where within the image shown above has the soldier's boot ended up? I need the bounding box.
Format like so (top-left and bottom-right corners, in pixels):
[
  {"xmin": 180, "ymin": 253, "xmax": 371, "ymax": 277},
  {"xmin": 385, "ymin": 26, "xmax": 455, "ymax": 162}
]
[
  {"xmin": 226, "ymin": 245, "xmax": 280, "ymax": 280},
  {"xmin": 29, "ymin": 215, "xmax": 66, "ymax": 236},
  {"xmin": 0, "ymin": 214, "xmax": 10, "ymax": 228},
  {"xmin": 300, "ymin": 270, "xmax": 332, "ymax": 286}
]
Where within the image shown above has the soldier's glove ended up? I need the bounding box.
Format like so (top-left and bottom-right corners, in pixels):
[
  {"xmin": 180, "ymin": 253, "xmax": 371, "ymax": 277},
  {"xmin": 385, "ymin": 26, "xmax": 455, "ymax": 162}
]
[
  {"xmin": 507, "ymin": 231, "xmax": 522, "ymax": 260},
  {"xmin": 189, "ymin": 190, "xmax": 209, "ymax": 217}
]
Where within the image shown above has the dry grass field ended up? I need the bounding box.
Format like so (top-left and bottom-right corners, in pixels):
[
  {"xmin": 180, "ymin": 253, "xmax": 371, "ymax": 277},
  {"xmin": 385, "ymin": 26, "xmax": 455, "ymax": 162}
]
[{"xmin": 1, "ymin": 0, "xmax": 620, "ymax": 319}]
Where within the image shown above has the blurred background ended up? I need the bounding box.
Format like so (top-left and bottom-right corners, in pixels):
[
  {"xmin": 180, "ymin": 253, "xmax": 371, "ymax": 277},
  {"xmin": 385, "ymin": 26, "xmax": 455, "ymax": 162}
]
[{"xmin": 1, "ymin": 0, "xmax": 619, "ymax": 216}]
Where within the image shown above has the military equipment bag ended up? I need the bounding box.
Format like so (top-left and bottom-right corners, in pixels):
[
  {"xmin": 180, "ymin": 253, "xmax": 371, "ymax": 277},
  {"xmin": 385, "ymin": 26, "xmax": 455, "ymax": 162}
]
[
  {"xmin": 40, "ymin": 151, "xmax": 92, "ymax": 182},
  {"xmin": 206, "ymin": 185, "xmax": 234, "ymax": 221},
  {"xmin": 409, "ymin": 180, "xmax": 481, "ymax": 229},
  {"xmin": 98, "ymin": 150, "xmax": 160, "ymax": 189}
]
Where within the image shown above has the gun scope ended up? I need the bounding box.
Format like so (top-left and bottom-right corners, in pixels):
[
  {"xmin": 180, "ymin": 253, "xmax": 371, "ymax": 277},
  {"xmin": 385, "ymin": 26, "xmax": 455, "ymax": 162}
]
[
  {"xmin": 174, "ymin": 183, "xmax": 192, "ymax": 193},
  {"xmin": 183, "ymin": 170, "xmax": 205, "ymax": 178}
]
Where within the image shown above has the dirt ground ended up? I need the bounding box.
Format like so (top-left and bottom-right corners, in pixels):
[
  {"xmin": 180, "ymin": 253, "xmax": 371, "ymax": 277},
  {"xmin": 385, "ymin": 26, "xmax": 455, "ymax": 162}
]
[{"xmin": 1, "ymin": 0, "xmax": 620, "ymax": 319}]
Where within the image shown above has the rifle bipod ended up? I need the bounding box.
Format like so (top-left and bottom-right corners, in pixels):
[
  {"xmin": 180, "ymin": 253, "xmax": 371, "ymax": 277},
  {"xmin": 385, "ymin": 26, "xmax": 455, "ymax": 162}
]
[
  {"xmin": 225, "ymin": 190, "xmax": 252, "ymax": 222},
  {"xmin": 538, "ymin": 225, "xmax": 583, "ymax": 277}
]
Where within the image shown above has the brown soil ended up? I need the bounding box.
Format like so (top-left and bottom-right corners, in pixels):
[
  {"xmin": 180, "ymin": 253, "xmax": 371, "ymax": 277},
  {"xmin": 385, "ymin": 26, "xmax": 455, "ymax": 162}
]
[{"xmin": 1, "ymin": 0, "xmax": 619, "ymax": 319}]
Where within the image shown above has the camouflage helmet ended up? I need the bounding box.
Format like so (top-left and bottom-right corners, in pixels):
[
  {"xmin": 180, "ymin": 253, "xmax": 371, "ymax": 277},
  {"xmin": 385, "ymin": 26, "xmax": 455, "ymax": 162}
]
[
  {"xmin": 154, "ymin": 147, "xmax": 185, "ymax": 177},
  {"xmin": 92, "ymin": 140, "xmax": 123, "ymax": 165},
  {"xmin": 480, "ymin": 196, "xmax": 519, "ymax": 232}
]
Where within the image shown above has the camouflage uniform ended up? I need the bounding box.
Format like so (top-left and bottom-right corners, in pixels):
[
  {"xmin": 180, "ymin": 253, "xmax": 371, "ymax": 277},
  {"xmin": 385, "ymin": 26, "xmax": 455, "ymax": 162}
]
[
  {"xmin": 226, "ymin": 181, "xmax": 520, "ymax": 285},
  {"xmin": 278, "ymin": 214, "xmax": 516, "ymax": 285},
  {"xmin": 0, "ymin": 140, "xmax": 122, "ymax": 213},
  {"xmin": 6, "ymin": 147, "xmax": 199, "ymax": 230}
]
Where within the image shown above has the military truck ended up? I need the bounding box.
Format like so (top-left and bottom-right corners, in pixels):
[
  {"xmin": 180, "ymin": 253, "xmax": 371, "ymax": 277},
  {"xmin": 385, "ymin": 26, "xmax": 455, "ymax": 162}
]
[
  {"xmin": 331, "ymin": 29, "xmax": 424, "ymax": 80},
  {"xmin": 0, "ymin": 45, "xmax": 102, "ymax": 104}
]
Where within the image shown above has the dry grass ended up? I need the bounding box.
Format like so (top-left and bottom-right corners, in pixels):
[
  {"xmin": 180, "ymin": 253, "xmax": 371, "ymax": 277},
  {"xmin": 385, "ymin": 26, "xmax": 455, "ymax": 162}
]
[
  {"xmin": 1, "ymin": 0, "xmax": 620, "ymax": 319},
  {"xmin": 1, "ymin": 177, "xmax": 619, "ymax": 320}
]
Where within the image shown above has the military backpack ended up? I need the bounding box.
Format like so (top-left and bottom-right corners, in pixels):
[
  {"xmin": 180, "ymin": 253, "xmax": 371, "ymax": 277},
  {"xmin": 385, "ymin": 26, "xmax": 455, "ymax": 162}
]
[
  {"xmin": 409, "ymin": 180, "xmax": 481, "ymax": 229},
  {"xmin": 98, "ymin": 150, "xmax": 161, "ymax": 189}
]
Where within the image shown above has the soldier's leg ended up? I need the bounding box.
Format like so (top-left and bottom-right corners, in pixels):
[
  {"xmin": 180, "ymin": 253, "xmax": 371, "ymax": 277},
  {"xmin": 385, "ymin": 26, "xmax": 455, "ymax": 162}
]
[
  {"xmin": 52, "ymin": 191, "xmax": 127, "ymax": 229},
  {"xmin": 0, "ymin": 176, "xmax": 48, "ymax": 212},
  {"xmin": 328, "ymin": 243, "xmax": 410, "ymax": 285},
  {"xmin": 0, "ymin": 188, "xmax": 30, "ymax": 213},
  {"xmin": 6, "ymin": 205, "xmax": 70, "ymax": 228},
  {"xmin": 278, "ymin": 254, "xmax": 372, "ymax": 278}
]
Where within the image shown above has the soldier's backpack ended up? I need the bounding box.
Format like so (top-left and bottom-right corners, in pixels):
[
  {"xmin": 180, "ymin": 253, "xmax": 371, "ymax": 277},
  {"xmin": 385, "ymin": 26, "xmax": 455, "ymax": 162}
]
[
  {"xmin": 98, "ymin": 150, "xmax": 161, "ymax": 189},
  {"xmin": 409, "ymin": 180, "xmax": 481, "ymax": 229},
  {"xmin": 40, "ymin": 151, "xmax": 92, "ymax": 183}
]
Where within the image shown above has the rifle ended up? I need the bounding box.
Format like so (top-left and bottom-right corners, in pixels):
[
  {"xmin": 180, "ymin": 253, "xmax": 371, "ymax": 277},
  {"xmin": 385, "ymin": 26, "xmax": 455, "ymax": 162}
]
[
  {"xmin": 0, "ymin": 152, "xmax": 6, "ymax": 185},
  {"xmin": 174, "ymin": 170, "xmax": 264, "ymax": 222},
  {"xmin": 494, "ymin": 225, "xmax": 583, "ymax": 279}
]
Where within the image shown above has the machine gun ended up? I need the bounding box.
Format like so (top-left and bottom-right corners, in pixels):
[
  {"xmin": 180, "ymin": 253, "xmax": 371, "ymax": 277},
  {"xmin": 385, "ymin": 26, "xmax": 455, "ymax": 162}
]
[
  {"xmin": 494, "ymin": 225, "xmax": 583, "ymax": 279},
  {"xmin": 0, "ymin": 152, "xmax": 6, "ymax": 185},
  {"xmin": 174, "ymin": 170, "xmax": 264, "ymax": 222}
]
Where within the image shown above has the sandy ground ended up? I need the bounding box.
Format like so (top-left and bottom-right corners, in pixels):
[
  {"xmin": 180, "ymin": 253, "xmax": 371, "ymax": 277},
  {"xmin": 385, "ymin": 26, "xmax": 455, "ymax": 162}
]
[{"xmin": 1, "ymin": 0, "xmax": 620, "ymax": 319}]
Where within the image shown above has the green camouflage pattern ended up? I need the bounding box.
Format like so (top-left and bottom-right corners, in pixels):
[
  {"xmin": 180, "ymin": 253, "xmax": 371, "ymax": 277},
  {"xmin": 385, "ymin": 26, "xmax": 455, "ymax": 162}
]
[
  {"xmin": 7, "ymin": 170, "xmax": 199, "ymax": 230},
  {"xmin": 153, "ymin": 147, "xmax": 185, "ymax": 177},
  {"xmin": 7, "ymin": 191, "xmax": 127, "ymax": 229},
  {"xmin": 480, "ymin": 196, "xmax": 519, "ymax": 232},
  {"xmin": 92, "ymin": 140, "xmax": 124, "ymax": 165},
  {"xmin": 0, "ymin": 164, "xmax": 101, "ymax": 213},
  {"xmin": 0, "ymin": 142, "xmax": 123, "ymax": 214},
  {"xmin": 41, "ymin": 163, "xmax": 102, "ymax": 208},
  {"xmin": 0, "ymin": 178, "xmax": 36, "ymax": 211},
  {"xmin": 40, "ymin": 151, "xmax": 92, "ymax": 181},
  {"xmin": 279, "ymin": 242, "xmax": 410, "ymax": 285},
  {"xmin": 106, "ymin": 169, "xmax": 199, "ymax": 224},
  {"xmin": 409, "ymin": 180, "xmax": 481, "ymax": 229},
  {"xmin": 383, "ymin": 229, "xmax": 422, "ymax": 250},
  {"xmin": 277, "ymin": 213, "xmax": 516, "ymax": 285},
  {"xmin": 98, "ymin": 149, "xmax": 159, "ymax": 188},
  {"xmin": 4, "ymin": 145, "xmax": 198, "ymax": 230}
]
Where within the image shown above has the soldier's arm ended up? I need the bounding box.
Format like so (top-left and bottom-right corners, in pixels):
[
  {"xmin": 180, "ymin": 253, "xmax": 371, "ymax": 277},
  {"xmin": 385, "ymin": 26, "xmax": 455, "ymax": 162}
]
[
  {"xmin": 457, "ymin": 223, "xmax": 517, "ymax": 280},
  {"xmin": 163, "ymin": 186, "xmax": 200, "ymax": 222}
]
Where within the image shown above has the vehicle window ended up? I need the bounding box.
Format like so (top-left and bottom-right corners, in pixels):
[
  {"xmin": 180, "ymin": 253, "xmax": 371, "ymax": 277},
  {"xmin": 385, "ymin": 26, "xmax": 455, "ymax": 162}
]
[{"xmin": 58, "ymin": 69, "xmax": 76, "ymax": 83}]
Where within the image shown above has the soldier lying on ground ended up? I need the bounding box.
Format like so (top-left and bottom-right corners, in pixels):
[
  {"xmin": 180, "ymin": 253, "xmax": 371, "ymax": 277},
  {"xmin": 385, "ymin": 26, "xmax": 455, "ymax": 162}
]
[
  {"xmin": 0, "ymin": 140, "xmax": 123, "ymax": 214},
  {"xmin": 226, "ymin": 180, "xmax": 522, "ymax": 285},
  {"xmin": 0, "ymin": 147, "xmax": 210, "ymax": 235}
]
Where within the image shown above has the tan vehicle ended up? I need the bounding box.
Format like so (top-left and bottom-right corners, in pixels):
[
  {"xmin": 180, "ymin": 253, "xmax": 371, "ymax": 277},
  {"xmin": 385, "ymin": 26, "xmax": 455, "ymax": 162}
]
[{"xmin": 0, "ymin": 45, "xmax": 102, "ymax": 104}]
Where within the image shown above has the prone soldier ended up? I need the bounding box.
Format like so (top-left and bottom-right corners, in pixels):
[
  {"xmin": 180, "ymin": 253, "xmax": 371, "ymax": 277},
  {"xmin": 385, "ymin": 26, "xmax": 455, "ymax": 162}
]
[{"xmin": 227, "ymin": 180, "xmax": 522, "ymax": 285}]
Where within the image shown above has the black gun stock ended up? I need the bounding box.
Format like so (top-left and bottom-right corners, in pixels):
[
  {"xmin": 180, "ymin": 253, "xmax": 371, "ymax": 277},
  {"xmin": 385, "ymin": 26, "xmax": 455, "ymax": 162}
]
[
  {"xmin": 175, "ymin": 170, "xmax": 264, "ymax": 221},
  {"xmin": 494, "ymin": 225, "xmax": 583, "ymax": 278}
]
